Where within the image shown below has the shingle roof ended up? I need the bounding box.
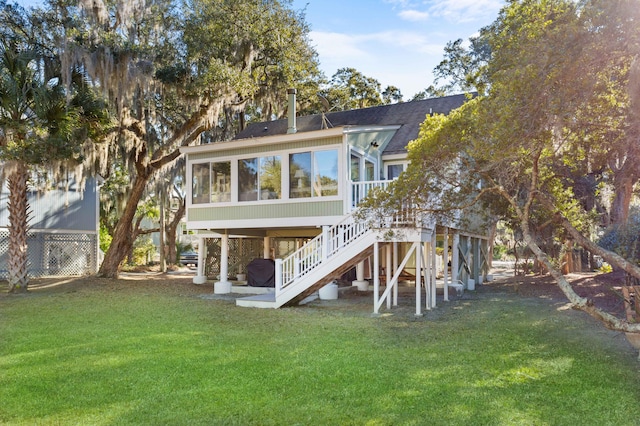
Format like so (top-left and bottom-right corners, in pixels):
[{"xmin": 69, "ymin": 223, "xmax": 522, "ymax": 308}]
[{"xmin": 234, "ymin": 93, "xmax": 471, "ymax": 155}]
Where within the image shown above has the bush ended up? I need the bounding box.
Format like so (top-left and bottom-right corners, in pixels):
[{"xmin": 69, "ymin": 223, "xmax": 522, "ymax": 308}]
[
  {"xmin": 493, "ymin": 244, "xmax": 509, "ymax": 260},
  {"xmin": 99, "ymin": 225, "xmax": 112, "ymax": 253},
  {"xmin": 132, "ymin": 236, "xmax": 156, "ymax": 265},
  {"xmin": 598, "ymin": 211, "xmax": 640, "ymax": 264}
]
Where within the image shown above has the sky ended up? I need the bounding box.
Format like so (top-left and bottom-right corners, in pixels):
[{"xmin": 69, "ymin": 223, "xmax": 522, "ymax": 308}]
[
  {"xmin": 292, "ymin": 0, "xmax": 505, "ymax": 97},
  {"xmin": 16, "ymin": 0, "xmax": 505, "ymax": 99}
]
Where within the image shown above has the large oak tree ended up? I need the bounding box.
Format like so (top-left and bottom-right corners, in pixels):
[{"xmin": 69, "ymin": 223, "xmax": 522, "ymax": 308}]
[
  {"xmin": 50, "ymin": 0, "xmax": 321, "ymax": 277},
  {"xmin": 363, "ymin": 0, "xmax": 640, "ymax": 332}
]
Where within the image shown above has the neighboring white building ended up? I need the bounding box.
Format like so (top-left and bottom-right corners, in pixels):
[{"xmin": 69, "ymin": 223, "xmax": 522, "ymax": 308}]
[
  {"xmin": 180, "ymin": 91, "xmax": 491, "ymax": 313},
  {"xmin": 0, "ymin": 177, "xmax": 100, "ymax": 278}
]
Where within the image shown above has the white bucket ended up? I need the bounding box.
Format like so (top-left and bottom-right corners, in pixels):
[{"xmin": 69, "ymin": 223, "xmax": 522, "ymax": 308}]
[
  {"xmin": 467, "ymin": 278, "xmax": 475, "ymax": 291},
  {"xmin": 319, "ymin": 283, "xmax": 339, "ymax": 300}
]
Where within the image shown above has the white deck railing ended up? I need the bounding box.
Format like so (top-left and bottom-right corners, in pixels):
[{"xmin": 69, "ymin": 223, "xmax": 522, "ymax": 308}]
[
  {"xmin": 273, "ymin": 179, "xmax": 427, "ymax": 299},
  {"xmin": 349, "ymin": 179, "xmax": 392, "ymax": 211},
  {"xmin": 275, "ymin": 213, "xmax": 370, "ymax": 294}
]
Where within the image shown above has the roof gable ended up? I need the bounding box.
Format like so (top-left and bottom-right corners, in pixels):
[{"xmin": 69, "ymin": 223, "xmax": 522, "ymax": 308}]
[{"xmin": 234, "ymin": 93, "xmax": 472, "ymax": 155}]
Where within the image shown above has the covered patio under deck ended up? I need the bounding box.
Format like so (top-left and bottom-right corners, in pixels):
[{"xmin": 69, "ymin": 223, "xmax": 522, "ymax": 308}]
[{"xmin": 190, "ymin": 223, "xmax": 491, "ymax": 315}]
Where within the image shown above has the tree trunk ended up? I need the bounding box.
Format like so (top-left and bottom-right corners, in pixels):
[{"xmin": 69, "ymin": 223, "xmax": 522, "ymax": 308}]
[
  {"xmin": 610, "ymin": 174, "xmax": 634, "ymax": 225},
  {"xmin": 165, "ymin": 199, "xmax": 185, "ymax": 266},
  {"xmin": 521, "ymin": 219, "xmax": 640, "ymax": 333},
  {"xmin": 538, "ymin": 193, "xmax": 640, "ymax": 280},
  {"xmin": 7, "ymin": 163, "xmax": 30, "ymax": 293},
  {"xmin": 98, "ymin": 174, "xmax": 149, "ymax": 278}
]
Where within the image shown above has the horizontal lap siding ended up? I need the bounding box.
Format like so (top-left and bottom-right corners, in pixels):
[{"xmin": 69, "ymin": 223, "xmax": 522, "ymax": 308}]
[
  {"xmin": 188, "ymin": 200, "xmax": 344, "ymax": 222},
  {"xmin": 188, "ymin": 137, "xmax": 342, "ymax": 161}
]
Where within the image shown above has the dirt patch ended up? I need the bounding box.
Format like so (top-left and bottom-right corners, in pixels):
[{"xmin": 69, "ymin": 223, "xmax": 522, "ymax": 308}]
[
  {"xmin": 0, "ymin": 268, "xmax": 630, "ymax": 321},
  {"xmin": 488, "ymin": 270, "xmax": 628, "ymax": 320},
  {"xmin": 0, "ymin": 270, "xmax": 204, "ymax": 298}
]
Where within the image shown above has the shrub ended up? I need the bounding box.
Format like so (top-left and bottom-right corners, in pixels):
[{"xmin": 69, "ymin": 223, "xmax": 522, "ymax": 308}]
[{"xmin": 598, "ymin": 210, "xmax": 640, "ymax": 264}]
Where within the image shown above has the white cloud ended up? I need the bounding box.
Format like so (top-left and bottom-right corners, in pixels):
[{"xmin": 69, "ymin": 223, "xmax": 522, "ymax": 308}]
[
  {"xmin": 427, "ymin": 0, "xmax": 504, "ymax": 23},
  {"xmin": 309, "ymin": 31, "xmax": 370, "ymax": 61},
  {"xmin": 398, "ymin": 9, "xmax": 431, "ymax": 21},
  {"xmin": 390, "ymin": 0, "xmax": 504, "ymax": 24},
  {"xmin": 311, "ymin": 30, "xmax": 443, "ymax": 62}
]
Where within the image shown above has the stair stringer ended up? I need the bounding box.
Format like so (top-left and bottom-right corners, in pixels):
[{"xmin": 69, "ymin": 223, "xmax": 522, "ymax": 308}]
[{"xmin": 274, "ymin": 229, "xmax": 380, "ymax": 308}]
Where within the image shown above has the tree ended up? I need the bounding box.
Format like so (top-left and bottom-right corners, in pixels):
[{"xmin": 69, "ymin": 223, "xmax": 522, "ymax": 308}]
[
  {"xmin": 322, "ymin": 67, "xmax": 383, "ymax": 110},
  {"xmin": 362, "ymin": 0, "xmax": 640, "ymax": 332},
  {"xmin": 54, "ymin": 0, "xmax": 321, "ymax": 278},
  {"xmin": 382, "ymin": 85, "xmax": 403, "ymax": 104},
  {"xmin": 0, "ymin": 2, "xmax": 107, "ymax": 292}
]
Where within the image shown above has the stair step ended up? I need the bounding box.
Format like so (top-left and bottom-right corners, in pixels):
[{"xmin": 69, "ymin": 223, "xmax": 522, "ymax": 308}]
[{"xmin": 236, "ymin": 293, "xmax": 277, "ymax": 309}]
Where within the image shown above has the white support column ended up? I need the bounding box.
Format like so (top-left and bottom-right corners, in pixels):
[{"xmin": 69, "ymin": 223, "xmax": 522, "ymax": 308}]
[
  {"xmin": 452, "ymin": 232, "xmax": 460, "ymax": 287},
  {"xmin": 386, "ymin": 244, "xmax": 392, "ymax": 309},
  {"xmin": 193, "ymin": 237, "xmax": 208, "ymax": 285},
  {"xmin": 467, "ymin": 236, "xmax": 475, "ymax": 290},
  {"xmin": 424, "ymin": 242, "xmax": 431, "ymax": 310},
  {"xmin": 415, "ymin": 242, "xmax": 422, "ymax": 316},
  {"xmin": 352, "ymin": 261, "xmax": 369, "ymax": 291},
  {"xmin": 214, "ymin": 233, "xmax": 232, "ymax": 294},
  {"xmin": 263, "ymin": 236, "xmax": 271, "ymax": 259},
  {"xmin": 373, "ymin": 241, "xmax": 380, "ymax": 314},
  {"xmin": 275, "ymin": 259, "xmax": 283, "ymax": 296},
  {"xmin": 431, "ymin": 232, "xmax": 437, "ymax": 308},
  {"xmin": 443, "ymin": 228, "xmax": 449, "ymax": 301},
  {"xmin": 393, "ymin": 241, "xmax": 399, "ymax": 306},
  {"xmin": 322, "ymin": 226, "xmax": 330, "ymax": 260}
]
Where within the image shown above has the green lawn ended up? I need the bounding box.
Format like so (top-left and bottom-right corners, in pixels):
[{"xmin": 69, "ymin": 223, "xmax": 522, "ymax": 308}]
[{"xmin": 1, "ymin": 280, "xmax": 639, "ymax": 425}]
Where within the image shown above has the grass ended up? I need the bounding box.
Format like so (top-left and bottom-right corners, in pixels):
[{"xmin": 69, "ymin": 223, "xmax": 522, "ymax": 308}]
[{"xmin": 1, "ymin": 281, "xmax": 640, "ymax": 425}]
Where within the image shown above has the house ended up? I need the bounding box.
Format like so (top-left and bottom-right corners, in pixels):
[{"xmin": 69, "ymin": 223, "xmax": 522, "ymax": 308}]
[
  {"xmin": 180, "ymin": 90, "xmax": 491, "ymax": 313},
  {"xmin": 0, "ymin": 177, "xmax": 101, "ymax": 279}
]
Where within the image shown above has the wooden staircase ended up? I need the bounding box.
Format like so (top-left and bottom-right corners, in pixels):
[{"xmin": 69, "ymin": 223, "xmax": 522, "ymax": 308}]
[{"xmin": 236, "ymin": 213, "xmax": 381, "ymax": 308}]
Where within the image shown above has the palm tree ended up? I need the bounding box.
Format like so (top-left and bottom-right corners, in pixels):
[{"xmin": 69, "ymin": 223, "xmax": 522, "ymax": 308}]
[{"xmin": 2, "ymin": 4, "xmax": 114, "ymax": 291}]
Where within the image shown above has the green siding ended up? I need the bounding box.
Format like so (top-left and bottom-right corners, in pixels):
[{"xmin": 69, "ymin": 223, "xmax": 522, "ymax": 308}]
[
  {"xmin": 188, "ymin": 200, "xmax": 344, "ymax": 222},
  {"xmin": 189, "ymin": 137, "xmax": 342, "ymax": 161}
]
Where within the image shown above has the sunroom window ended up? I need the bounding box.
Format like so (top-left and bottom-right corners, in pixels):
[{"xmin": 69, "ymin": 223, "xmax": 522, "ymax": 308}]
[
  {"xmin": 239, "ymin": 156, "xmax": 281, "ymax": 201},
  {"xmin": 211, "ymin": 161, "xmax": 231, "ymax": 202},
  {"xmin": 192, "ymin": 163, "xmax": 211, "ymax": 204},
  {"xmin": 192, "ymin": 161, "xmax": 230, "ymax": 204},
  {"xmin": 290, "ymin": 149, "xmax": 338, "ymax": 198}
]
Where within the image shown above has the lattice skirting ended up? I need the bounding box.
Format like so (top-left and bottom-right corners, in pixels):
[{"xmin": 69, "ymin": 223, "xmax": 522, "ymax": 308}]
[
  {"xmin": 202, "ymin": 236, "xmax": 305, "ymax": 280},
  {"xmin": 0, "ymin": 231, "xmax": 98, "ymax": 279}
]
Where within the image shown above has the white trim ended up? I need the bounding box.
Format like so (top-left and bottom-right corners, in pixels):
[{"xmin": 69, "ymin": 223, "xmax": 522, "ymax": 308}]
[
  {"xmin": 342, "ymin": 125, "xmax": 401, "ymax": 134},
  {"xmin": 383, "ymin": 160, "xmax": 409, "ymax": 179},
  {"xmin": 381, "ymin": 153, "xmax": 408, "ymax": 161},
  {"xmin": 187, "ymin": 215, "xmax": 344, "ymax": 231},
  {"xmin": 0, "ymin": 227, "xmax": 98, "ymax": 234},
  {"xmin": 180, "ymin": 127, "xmax": 345, "ymax": 154}
]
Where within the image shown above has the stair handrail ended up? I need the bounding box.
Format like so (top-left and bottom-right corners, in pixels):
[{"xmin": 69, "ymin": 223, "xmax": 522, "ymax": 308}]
[
  {"xmin": 275, "ymin": 213, "xmax": 371, "ymax": 296},
  {"xmin": 274, "ymin": 179, "xmax": 426, "ymax": 298}
]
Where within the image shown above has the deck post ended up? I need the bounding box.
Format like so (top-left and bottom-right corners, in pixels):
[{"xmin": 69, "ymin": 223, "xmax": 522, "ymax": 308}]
[
  {"xmin": 263, "ymin": 236, "xmax": 271, "ymax": 259},
  {"xmin": 393, "ymin": 241, "xmax": 399, "ymax": 306},
  {"xmin": 275, "ymin": 259, "xmax": 283, "ymax": 296},
  {"xmin": 452, "ymin": 232, "xmax": 460, "ymax": 287},
  {"xmin": 443, "ymin": 228, "xmax": 449, "ymax": 301},
  {"xmin": 424, "ymin": 242, "xmax": 431, "ymax": 310},
  {"xmin": 386, "ymin": 244, "xmax": 392, "ymax": 309},
  {"xmin": 373, "ymin": 241, "xmax": 380, "ymax": 314},
  {"xmin": 431, "ymin": 231, "xmax": 437, "ymax": 308},
  {"xmin": 322, "ymin": 226, "xmax": 330, "ymax": 260},
  {"xmin": 415, "ymin": 242, "xmax": 422, "ymax": 316},
  {"xmin": 214, "ymin": 233, "xmax": 232, "ymax": 294},
  {"xmin": 352, "ymin": 261, "xmax": 369, "ymax": 291},
  {"xmin": 193, "ymin": 237, "xmax": 208, "ymax": 284}
]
